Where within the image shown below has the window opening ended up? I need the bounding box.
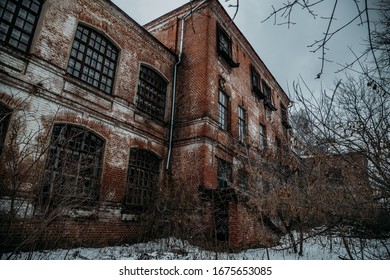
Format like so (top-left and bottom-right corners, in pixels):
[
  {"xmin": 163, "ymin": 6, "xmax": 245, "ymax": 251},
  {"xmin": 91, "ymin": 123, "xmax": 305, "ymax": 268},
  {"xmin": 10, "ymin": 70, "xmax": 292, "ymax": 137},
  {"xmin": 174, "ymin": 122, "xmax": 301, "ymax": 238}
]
[
  {"xmin": 0, "ymin": 0, "xmax": 43, "ymax": 52},
  {"xmin": 125, "ymin": 149, "xmax": 160, "ymax": 211},
  {"xmin": 218, "ymin": 90, "xmax": 228, "ymax": 130},
  {"xmin": 66, "ymin": 24, "xmax": 118, "ymax": 94},
  {"xmin": 136, "ymin": 65, "xmax": 167, "ymax": 121}
]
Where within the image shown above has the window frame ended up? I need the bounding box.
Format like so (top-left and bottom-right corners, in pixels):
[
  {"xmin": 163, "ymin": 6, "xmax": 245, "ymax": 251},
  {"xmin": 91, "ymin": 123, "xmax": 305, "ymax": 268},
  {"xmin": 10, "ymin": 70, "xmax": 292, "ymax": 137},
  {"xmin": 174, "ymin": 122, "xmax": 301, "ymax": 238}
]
[
  {"xmin": 66, "ymin": 24, "xmax": 119, "ymax": 95},
  {"xmin": 136, "ymin": 64, "xmax": 168, "ymax": 121},
  {"xmin": 238, "ymin": 106, "xmax": 246, "ymax": 142},
  {"xmin": 125, "ymin": 149, "xmax": 161, "ymax": 212},
  {"xmin": 43, "ymin": 124, "xmax": 104, "ymax": 202},
  {"xmin": 0, "ymin": 0, "xmax": 43, "ymax": 53},
  {"xmin": 218, "ymin": 90, "xmax": 229, "ymax": 131},
  {"xmin": 259, "ymin": 123, "xmax": 267, "ymax": 150},
  {"xmin": 217, "ymin": 158, "xmax": 232, "ymax": 189},
  {"xmin": 262, "ymin": 81, "xmax": 277, "ymax": 111},
  {"xmin": 251, "ymin": 66, "xmax": 265, "ymax": 99},
  {"xmin": 216, "ymin": 24, "xmax": 239, "ymax": 68}
]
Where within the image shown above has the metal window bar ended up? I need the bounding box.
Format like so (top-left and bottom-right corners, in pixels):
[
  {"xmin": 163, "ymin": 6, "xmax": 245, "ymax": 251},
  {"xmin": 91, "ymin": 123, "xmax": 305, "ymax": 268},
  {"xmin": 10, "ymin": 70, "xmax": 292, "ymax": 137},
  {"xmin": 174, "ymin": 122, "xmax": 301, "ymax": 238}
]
[
  {"xmin": 218, "ymin": 90, "xmax": 228, "ymax": 130},
  {"xmin": 44, "ymin": 124, "xmax": 104, "ymax": 201},
  {"xmin": 238, "ymin": 106, "xmax": 246, "ymax": 141},
  {"xmin": 66, "ymin": 24, "xmax": 118, "ymax": 94},
  {"xmin": 126, "ymin": 149, "xmax": 160, "ymax": 210},
  {"xmin": 136, "ymin": 65, "xmax": 167, "ymax": 121},
  {"xmin": 0, "ymin": 0, "xmax": 43, "ymax": 52}
]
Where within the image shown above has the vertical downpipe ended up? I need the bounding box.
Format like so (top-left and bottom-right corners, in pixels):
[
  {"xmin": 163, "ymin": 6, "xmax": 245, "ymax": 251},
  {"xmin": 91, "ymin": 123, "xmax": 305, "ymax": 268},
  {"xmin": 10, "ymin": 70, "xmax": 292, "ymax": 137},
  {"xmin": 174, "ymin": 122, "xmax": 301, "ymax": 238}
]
[{"xmin": 166, "ymin": 0, "xmax": 207, "ymax": 170}]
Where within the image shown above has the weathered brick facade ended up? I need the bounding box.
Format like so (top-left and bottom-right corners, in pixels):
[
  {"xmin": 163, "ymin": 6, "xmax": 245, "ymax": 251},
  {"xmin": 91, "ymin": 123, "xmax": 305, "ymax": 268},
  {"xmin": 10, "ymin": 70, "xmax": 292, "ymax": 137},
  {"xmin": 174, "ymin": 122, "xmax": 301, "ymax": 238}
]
[{"xmin": 0, "ymin": 0, "xmax": 291, "ymax": 251}]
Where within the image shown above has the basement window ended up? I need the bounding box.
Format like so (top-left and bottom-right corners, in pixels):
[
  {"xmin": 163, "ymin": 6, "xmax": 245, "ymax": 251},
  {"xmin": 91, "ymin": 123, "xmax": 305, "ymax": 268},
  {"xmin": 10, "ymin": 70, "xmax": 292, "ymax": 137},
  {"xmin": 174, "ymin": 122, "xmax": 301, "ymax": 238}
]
[
  {"xmin": 43, "ymin": 124, "xmax": 104, "ymax": 202},
  {"xmin": 217, "ymin": 24, "xmax": 239, "ymax": 68},
  {"xmin": 125, "ymin": 149, "xmax": 160, "ymax": 212},
  {"xmin": 136, "ymin": 65, "xmax": 167, "ymax": 121},
  {"xmin": 66, "ymin": 24, "xmax": 119, "ymax": 95},
  {"xmin": 0, "ymin": 0, "xmax": 43, "ymax": 52},
  {"xmin": 0, "ymin": 103, "xmax": 11, "ymax": 155}
]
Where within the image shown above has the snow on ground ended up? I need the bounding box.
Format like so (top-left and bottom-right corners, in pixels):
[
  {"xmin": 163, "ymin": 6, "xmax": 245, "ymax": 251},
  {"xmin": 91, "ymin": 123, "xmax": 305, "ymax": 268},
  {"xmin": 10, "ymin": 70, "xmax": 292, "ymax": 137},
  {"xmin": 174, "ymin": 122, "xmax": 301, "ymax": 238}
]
[{"xmin": 3, "ymin": 232, "xmax": 390, "ymax": 260}]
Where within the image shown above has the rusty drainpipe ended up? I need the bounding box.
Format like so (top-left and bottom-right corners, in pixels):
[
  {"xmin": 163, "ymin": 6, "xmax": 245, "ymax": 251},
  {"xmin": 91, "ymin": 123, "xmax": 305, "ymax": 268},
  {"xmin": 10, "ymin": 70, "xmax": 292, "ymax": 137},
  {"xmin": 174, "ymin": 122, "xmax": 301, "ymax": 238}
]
[{"xmin": 166, "ymin": 0, "xmax": 207, "ymax": 170}]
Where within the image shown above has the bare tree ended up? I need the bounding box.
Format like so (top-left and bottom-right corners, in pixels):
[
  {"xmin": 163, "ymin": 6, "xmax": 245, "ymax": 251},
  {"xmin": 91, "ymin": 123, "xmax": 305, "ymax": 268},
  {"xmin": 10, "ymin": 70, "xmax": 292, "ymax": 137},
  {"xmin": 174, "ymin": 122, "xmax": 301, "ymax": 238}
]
[{"xmin": 0, "ymin": 93, "xmax": 104, "ymax": 259}]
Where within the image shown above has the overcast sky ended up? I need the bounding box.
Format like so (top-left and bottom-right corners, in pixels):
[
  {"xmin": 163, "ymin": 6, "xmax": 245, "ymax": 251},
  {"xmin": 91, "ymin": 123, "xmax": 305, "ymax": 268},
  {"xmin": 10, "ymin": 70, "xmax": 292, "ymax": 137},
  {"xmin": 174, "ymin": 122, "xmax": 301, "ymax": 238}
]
[{"xmin": 111, "ymin": 0, "xmax": 370, "ymax": 99}]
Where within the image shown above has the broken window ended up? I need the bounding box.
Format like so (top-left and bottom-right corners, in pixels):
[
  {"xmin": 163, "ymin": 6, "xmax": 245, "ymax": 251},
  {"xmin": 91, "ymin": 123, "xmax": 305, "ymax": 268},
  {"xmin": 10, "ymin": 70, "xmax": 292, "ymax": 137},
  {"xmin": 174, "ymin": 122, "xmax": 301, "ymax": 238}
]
[
  {"xmin": 259, "ymin": 123, "xmax": 267, "ymax": 150},
  {"xmin": 136, "ymin": 65, "xmax": 167, "ymax": 121},
  {"xmin": 251, "ymin": 66, "xmax": 265, "ymax": 99},
  {"xmin": 218, "ymin": 90, "xmax": 229, "ymax": 131},
  {"xmin": 0, "ymin": 0, "xmax": 43, "ymax": 52},
  {"xmin": 66, "ymin": 24, "xmax": 119, "ymax": 94},
  {"xmin": 125, "ymin": 149, "xmax": 160, "ymax": 212},
  {"xmin": 238, "ymin": 106, "xmax": 246, "ymax": 142},
  {"xmin": 262, "ymin": 81, "xmax": 277, "ymax": 111},
  {"xmin": 43, "ymin": 124, "xmax": 104, "ymax": 202},
  {"xmin": 217, "ymin": 158, "xmax": 232, "ymax": 189},
  {"xmin": 217, "ymin": 24, "xmax": 239, "ymax": 68},
  {"xmin": 0, "ymin": 103, "xmax": 11, "ymax": 155}
]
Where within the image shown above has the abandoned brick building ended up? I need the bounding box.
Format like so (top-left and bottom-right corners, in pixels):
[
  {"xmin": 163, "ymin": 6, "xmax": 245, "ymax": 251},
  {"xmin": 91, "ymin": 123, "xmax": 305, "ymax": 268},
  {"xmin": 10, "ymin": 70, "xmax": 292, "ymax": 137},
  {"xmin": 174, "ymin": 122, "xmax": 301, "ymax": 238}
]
[{"xmin": 0, "ymin": 0, "xmax": 292, "ymax": 251}]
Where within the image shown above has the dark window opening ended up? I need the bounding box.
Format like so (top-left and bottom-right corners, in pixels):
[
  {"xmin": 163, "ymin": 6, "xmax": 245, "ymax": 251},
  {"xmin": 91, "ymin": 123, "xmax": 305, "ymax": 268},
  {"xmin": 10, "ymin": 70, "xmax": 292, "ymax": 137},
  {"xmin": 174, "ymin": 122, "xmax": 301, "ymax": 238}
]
[
  {"xmin": 0, "ymin": 103, "xmax": 11, "ymax": 155},
  {"xmin": 238, "ymin": 106, "xmax": 246, "ymax": 142},
  {"xmin": 0, "ymin": 0, "xmax": 43, "ymax": 52},
  {"xmin": 217, "ymin": 24, "xmax": 239, "ymax": 68},
  {"xmin": 251, "ymin": 67, "xmax": 265, "ymax": 99},
  {"xmin": 43, "ymin": 124, "xmax": 104, "ymax": 203},
  {"xmin": 281, "ymin": 103, "xmax": 291, "ymax": 129},
  {"xmin": 259, "ymin": 123, "xmax": 267, "ymax": 150},
  {"xmin": 218, "ymin": 90, "xmax": 229, "ymax": 131},
  {"xmin": 125, "ymin": 149, "xmax": 160, "ymax": 212},
  {"xmin": 66, "ymin": 24, "xmax": 118, "ymax": 95},
  {"xmin": 262, "ymin": 81, "xmax": 277, "ymax": 111},
  {"xmin": 275, "ymin": 137, "xmax": 282, "ymax": 160},
  {"xmin": 218, "ymin": 158, "xmax": 232, "ymax": 189},
  {"xmin": 136, "ymin": 65, "xmax": 167, "ymax": 121}
]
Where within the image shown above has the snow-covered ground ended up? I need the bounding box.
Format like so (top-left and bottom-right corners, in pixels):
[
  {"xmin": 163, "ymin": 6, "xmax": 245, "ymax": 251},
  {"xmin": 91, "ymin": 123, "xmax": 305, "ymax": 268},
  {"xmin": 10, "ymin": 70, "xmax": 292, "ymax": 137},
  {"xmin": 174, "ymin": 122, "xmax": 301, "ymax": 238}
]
[{"xmin": 3, "ymin": 232, "xmax": 390, "ymax": 260}]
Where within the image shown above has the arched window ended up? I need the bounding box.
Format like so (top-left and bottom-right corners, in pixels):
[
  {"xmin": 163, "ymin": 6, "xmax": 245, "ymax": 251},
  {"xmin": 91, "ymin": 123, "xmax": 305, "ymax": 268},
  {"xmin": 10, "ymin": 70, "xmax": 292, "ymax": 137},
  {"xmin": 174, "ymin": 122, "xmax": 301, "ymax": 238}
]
[
  {"xmin": 0, "ymin": 0, "xmax": 43, "ymax": 52},
  {"xmin": 136, "ymin": 65, "xmax": 167, "ymax": 121},
  {"xmin": 125, "ymin": 149, "xmax": 160, "ymax": 211},
  {"xmin": 0, "ymin": 103, "xmax": 11, "ymax": 155},
  {"xmin": 44, "ymin": 124, "xmax": 104, "ymax": 201},
  {"xmin": 66, "ymin": 24, "xmax": 119, "ymax": 94}
]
